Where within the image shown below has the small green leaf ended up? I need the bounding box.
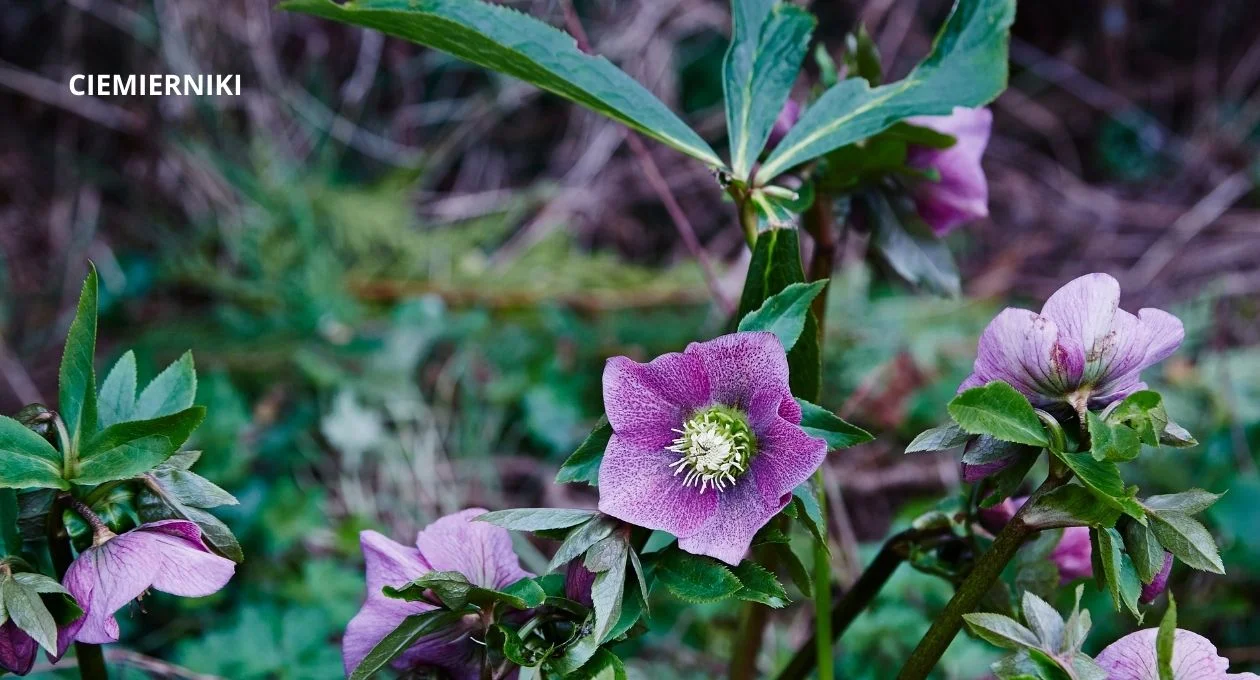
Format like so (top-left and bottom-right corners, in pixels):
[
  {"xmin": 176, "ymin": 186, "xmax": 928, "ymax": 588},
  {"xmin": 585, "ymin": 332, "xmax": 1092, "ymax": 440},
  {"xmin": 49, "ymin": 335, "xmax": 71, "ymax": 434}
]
[
  {"xmin": 586, "ymin": 535, "xmax": 628, "ymax": 644},
  {"xmin": 732, "ymin": 561, "xmax": 789, "ymax": 608},
  {"xmin": 962, "ymin": 612, "xmax": 1040, "ymax": 650},
  {"xmin": 73, "ymin": 407, "xmax": 206, "ymax": 485},
  {"xmin": 281, "ymin": 0, "xmax": 723, "ymax": 168},
  {"xmin": 0, "ymin": 416, "xmax": 68, "ymax": 490},
  {"xmin": 770, "ymin": 541, "xmax": 812, "ymax": 597},
  {"xmin": 148, "ymin": 468, "xmax": 237, "ymax": 508},
  {"xmin": 1094, "ymin": 527, "xmax": 1143, "ymax": 620},
  {"xmin": 1052, "ymin": 451, "xmax": 1145, "ymax": 522},
  {"xmin": 1157, "ymin": 593, "xmax": 1176, "ymax": 680},
  {"xmin": 59, "ymin": 266, "xmax": 99, "ymax": 451},
  {"xmin": 135, "ymin": 351, "xmax": 197, "ymax": 420},
  {"xmin": 756, "ymin": 0, "xmax": 1013, "ymax": 180},
  {"xmin": 477, "ymin": 508, "xmax": 600, "ymax": 532},
  {"xmin": 1020, "ymin": 591, "xmax": 1064, "ymax": 653},
  {"xmin": 2, "ymin": 576, "xmax": 58, "ymax": 654},
  {"xmin": 1147, "ymin": 510, "xmax": 1224, "ymax": 574},
  {"xmin": 97, "ymin": 350, "xmax": 137, "ymax": 429},
  {"xmin": 348, "ymin": 610, "xmax": 465, "ymax": 680},
  {"xmin": 1158, "ymin": 421, "xmax": 1197, "ymax": 448},
  {"xmin": 1021, "ymin": 485, "xmax": 1122, "ymax": 530},
  {"xmin": 1087, "ymin": 411, "xmax": 1142, "ymax": 462},
  {"xmin": 568, "ymin": 648, "xmax": 627, "ymax": 680},
  {"xmin": 738, "ymin": 281, "xmax": 828, "ymax": 352},
  {"xmin": 1123, "ymin": 520, "xmax": 1166, "ymax": 585},
  {"xmin": 1143, "ymin": 489, "xmax": 1222, "ymax": 515},
  {"xmin": 791, "ymin": 484, "xmax": 827, "ymax": 548},
  {"xmin": 796, "ymin": 399, "xmax": 873, "ymax": 449},
  {"xmin": 500, "ymin": 578, "xmax": 548, "ymax": 609},
  {"xmin": 949, "ymin": 382, "xmax": 1049, "ymax": 448},
  {"xmin": 1106, "ymin": 391, "xmax": 1167, "ymax": 447},
  {"xmin": 547, "ymin": 516, "xmax": 618, "ymax": 573},
  {"xmin": 654, "ymin": 548, "xmax": 742, "ymax": 604},
  {"xmin": 555, "ymin": 418, "xmax": 612, "ymax": 486},
  {"xmin": 724, "ymin": 0, "xmax": 815, "ymax": 178},
  {"xmin": 905, "ymin": 422, "xmax": 971, "ymax": 453},
  {"xmin": 864, "ymin": 190, "xmax": 961, "ymax": 297},
  {"xmin": 737, "ymin": 228, "xmax": 820, "ymax": 400}
]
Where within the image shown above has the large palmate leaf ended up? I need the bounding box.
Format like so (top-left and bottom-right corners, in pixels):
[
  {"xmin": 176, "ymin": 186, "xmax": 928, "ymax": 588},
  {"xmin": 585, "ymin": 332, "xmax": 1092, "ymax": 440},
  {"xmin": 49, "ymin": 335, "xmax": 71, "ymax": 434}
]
[
  {"xmin": 756, "ymin": 0, "xmax": 1014, "ymax": 181},
  {"xmin": 282, "ymin": 0, "xmax": 723, "ymax": 167},
  {"xmin": 59, "ymin": 266, "xmax": 99, "ymax": 452},
  {"xmin": 737, "ymin": 228, "xmax": 821, "ymax": 399},
  {"xmin": 723, "ymin": 0, "xmax": 815, "ymax": 178}
]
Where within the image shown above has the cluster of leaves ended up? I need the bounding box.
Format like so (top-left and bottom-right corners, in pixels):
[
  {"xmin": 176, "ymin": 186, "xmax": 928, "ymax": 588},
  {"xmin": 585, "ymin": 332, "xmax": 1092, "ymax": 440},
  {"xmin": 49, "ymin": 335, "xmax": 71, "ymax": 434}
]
[
  {"xmin": 0, "ymin": 267, "xmax": 239, "ymax": 660},
  {"xmin": 908, "ymin": 380, "xmax": 1222, "ymax": 624}
]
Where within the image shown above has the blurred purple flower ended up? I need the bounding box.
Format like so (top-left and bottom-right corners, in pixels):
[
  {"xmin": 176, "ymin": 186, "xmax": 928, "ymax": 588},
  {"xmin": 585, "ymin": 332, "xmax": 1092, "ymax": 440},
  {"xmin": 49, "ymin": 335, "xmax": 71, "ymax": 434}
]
[
  {"xmin": 342, "ymin": 509, "xmax": 532, "ymax": 680},
  {"xmin": 767, "ymin": 100, "xmax": 800, "ymax": 151},
  {"xmin": 564, "ymin": 560, "xmax": 596, "ymax": 608},
  {"xmin": 905, "ymin": 106, "xmax": 992, "ymax": 236},
  {"xmin": 62, "ymin": 520, "xmax": 235, "ymax": 644},
  {"xmin": 1096, "ymin": 628, "xmax": 1260, "ymax": 679},
  {"xmin": 1141, "ymin": 552, "xmax": 1174, "ymax": 604},
  {"xmin": 598, "ymin": 332, "xmax": 827, "ymax": 565},
  {"xmin": 960, "ymin": 273, "xmax": 1184, "ymax": 411},
  {"xmin": 978, "ymin": 496, "xmax": 1092, "ymax": 583},
  {"xmin": 0, "ymin": 621, "xmax": 36, "ymax": 676}
]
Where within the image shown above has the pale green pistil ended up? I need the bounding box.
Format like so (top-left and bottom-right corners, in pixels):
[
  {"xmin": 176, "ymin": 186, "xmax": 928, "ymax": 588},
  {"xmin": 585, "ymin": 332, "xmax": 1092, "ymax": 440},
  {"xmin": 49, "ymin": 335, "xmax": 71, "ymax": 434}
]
[{"xmin": 667, "ymin": 405, "xmax": 756, "ymax": 493}]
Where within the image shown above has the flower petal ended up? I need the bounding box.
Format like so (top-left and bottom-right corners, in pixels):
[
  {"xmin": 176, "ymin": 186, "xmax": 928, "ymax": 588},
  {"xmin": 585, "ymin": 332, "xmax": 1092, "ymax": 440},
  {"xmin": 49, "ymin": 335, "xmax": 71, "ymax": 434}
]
[
  {"xmin": 746, "ymin": 391, "xmax": 826, "ymax": 507},
  {"xmin": 141, "ymin": 522, "xmax": 235, "ymax": 598},
  {"xmin": 0, "ymin": 621, "xmax": 37, "ymax": 675},
  {"xmin": 602, "ymin": 353, "xmax": 710, "ymax": 447},
  {"xmin": 341, "ymin": 595, "xmax": 436, "ymax": 676},
  {"xmin": 1051, "ymin": 527, "xmax": 1094, "ymax": 583},
  {"xmin": 1039, "ymin": 273, "xmax": 1121, "ymax": 383},
  {"xmin": 677, "ymin": 478, "xmax": 786, "ymax": 565},
  {"xmin": 1095, "ymin": 628, "xmax": 1259, "ymax": 680},
  {"xmin": 684, "ymin": 332, "xmax": 790, "ymax": 413},
  {"xmin": 597, "ymin": 434, "xmax": 718, "ymax": 538},
  {"xmin": 1140, "ymin": 552, "xmax": 1173, "ymax": 604},
  {"xmin": 414, "ymin": 509, "xmax": 532, "ymax": 590},
  {"xmin": 1138, "ymin": 308, "xmax": 1185, "ymax": 367},
  {"xmin": 906, "ymin": 107, "xmax": 992, "ymax": 236},
  {"xmin": 967, "ymin": 308, "xmax": 1071, "ymax": 403},
  {"xmin": 360, "ymin": 530, "xmax": 426, "ymax": 596},
  {"xmin": 63, "ymin": 536, "xmax": 161, "ymax": 644}
]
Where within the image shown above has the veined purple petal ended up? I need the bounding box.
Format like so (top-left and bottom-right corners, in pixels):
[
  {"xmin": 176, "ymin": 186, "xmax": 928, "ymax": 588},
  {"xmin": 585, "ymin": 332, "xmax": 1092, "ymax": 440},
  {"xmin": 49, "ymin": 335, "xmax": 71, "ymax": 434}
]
[
  {"xmin": 602, "ymin": 353, "xmax": 711, "ymax": 448},
  {"xmin": 414, "ymin": 508, "xmax": 531, "ymax": 590},
  {"xmin": 1096, "ymin": 628, "xmax": 1260, "ymax": 679},
  {"xmin": 684, "ymin": 332, "xmax": 791, "ymax": 413},
  {"xmin": 0, "ymin": 621, "xmax": 37, "ymax": 676},
  {"xmin": 1140, "ymin": 552, "xmax": 1174, "ymax": 604},
  {"xmin": 906, "ymin": 107, "xmax": 992, "ymax": 236},
  {"xmin": 1052, "ymin": 527, "xmax": 1093, "ymax": 582},
  {"xmin": 676, "ymin": 478, "xmax": 787, "ymax": 566},
  {"xmin": 745, "ymin": 391, "xmax": 826, "ymax": 507},
  {"xmin": 564, "ymin": 560, "xmax": 596, "ymax": 608},
  {"xmin": 598, "ymin": 434, "xmax": 718, "ymax": 538},
  {"xmin": 966, "ymin": 309, "xmax": 1071, "ymax": 405}
]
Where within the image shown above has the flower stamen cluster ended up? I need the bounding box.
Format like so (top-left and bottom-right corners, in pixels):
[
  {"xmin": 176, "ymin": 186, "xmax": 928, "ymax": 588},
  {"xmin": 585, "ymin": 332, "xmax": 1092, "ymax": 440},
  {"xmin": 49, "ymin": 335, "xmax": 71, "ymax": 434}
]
[{"xmin": 666, "ymin": 405, "xmax": 755, "ymax": 493}]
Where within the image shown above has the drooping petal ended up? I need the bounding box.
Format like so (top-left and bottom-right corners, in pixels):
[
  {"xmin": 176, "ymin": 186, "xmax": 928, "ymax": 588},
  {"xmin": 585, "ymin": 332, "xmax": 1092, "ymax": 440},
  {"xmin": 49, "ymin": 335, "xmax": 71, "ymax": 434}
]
[
  {"xmin": 745, "ymin": 390, "xmax": 826, "ymax": 507},
  {"xmin": 906, "ymin": 107, "xmax": 992, "ymax": 236},
  {"xmin": 677, "ymin": 477, "xmax": 787, "ymax": 565},
  {"xmin": 1137, "ymin": 308, "xmax": 1185, "ymax": 367},
  {"xmin": 967, "ymin": 308, "xmax": 1073, "ymax": 404},
  {"xmin": 598, "ymin": 434, "xmax": 718, "ymax": 539},
  {"xmin": 602, "ymin": 353, "xmax": 710, "ymax": 447},
  {"xmin": 0, "ymin": 621, "xmax": 37, "ymax": 675},
  {"xmin": 1140, "ymin": 552, "xmax": 1174, "ymax": 604},
  {"xmin": 684, "ymin": 332, "xmax": 791, "ymax": 413},
  {"xmin": 141, "ymin": 523, "xmax": 235, "ymax": 598},
  {"xmin": 414, "ymin": 508, "xmax": 531, "ymax": 590},
  {"xmin": 360, "ymin": 530, "xmax": 425, "ymax": 597},
  {"xmin": 1096, "ymin": 628, "xmax": 1260, "ymax": 680},
  {"xmin": 1039, "ymin": 273, "xmax": 1121, "ymax": 386},
  {"xmin": 63, "ymin": 537, "xmax": 160, "ymax": 644},
  {"xmin": 342, "ymin": 595, "xmax": 432, "ymax": 676},
  {"xmin": 1051, "ymin": 527, "xmax": 1094, "ymax": 582}
]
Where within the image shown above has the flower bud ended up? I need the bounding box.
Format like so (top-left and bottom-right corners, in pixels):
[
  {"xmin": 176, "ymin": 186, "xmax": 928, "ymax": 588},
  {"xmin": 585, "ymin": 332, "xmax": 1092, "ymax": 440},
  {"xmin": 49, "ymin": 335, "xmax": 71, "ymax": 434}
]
[
  {"xmin": 564, "ymin": 560, "xmax": 596, "ymax": 608},
  {"xmin": 1139, "ymin": 551, "xmax": 1173, "ymax": 604}
]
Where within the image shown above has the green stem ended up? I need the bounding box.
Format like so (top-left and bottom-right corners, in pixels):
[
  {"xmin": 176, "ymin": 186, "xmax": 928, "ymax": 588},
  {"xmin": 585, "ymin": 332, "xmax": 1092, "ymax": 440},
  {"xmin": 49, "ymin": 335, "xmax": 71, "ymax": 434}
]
[
  {"xmin": 46, "ymin": 496, "xmax": 109, "ymax": 680},
  {"xmin": 811, "ymin": 470, "xmax": 833, "ymax": 680},
  {"xmin": 895, "ymin": 472, "xmax": 1071, "ymax": 680},
  {"xmin": 52, "ymin": 413, "xmax": 74, "ymax": 479}
]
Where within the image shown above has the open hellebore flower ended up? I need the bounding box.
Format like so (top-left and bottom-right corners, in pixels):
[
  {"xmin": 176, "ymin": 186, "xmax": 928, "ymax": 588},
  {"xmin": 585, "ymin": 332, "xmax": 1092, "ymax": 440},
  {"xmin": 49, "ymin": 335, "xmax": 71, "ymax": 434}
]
[
  {"xmin": 342, "ymin": 509, "xmax": 532, "ymax": 680},
  {"xmin": 961, "ymin": 273, "xmax": 1184, "ymax": 412},
  {"xmin": 905, "ymin": 106, "xmax": 992, "ymax": 236},
  {"xmin": 979, "ymin": 496, "xmax": 1092, "ymax": 582},
  {"xmin": 1096, "ymin": 628, "xmax": 1260, "ymax": 679},
  {"xmin": 598, "ymin": 332, "xmax": 828, "ymax": 565},
  {"xmin": 63, "ymin": 520, "xmax": 235, "ymax": 644}
]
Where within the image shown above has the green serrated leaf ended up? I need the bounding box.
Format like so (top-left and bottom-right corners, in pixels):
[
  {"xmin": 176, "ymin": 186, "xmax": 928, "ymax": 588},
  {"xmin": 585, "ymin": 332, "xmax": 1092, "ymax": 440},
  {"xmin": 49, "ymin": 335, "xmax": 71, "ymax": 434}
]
[
  {"xmin": 865, "ymin": 190, "xmax": 961, "ymax": 296},
  {"xmin": 135, "ymin": 351, "xmax": 197, "ymax": 420},
  {"xmin": 98, "ymin": 350, "xmax": 137, "ymax": 429},
  {"xmin": 737, "ymin": 228, "xmax": 821, "ymax": 400},
  {"xmin": 962, "ymin": 612, "xmax": 1040, "ymax": 650},
  {"xmin": 756, "ymin": 0, "xmax": 1013, "ymax": 180},
  {"xmin": 1020, "ymin": 591, "xmax": 1064, "ymax": 653},
  {"xmin": 555, "ymin": 417, "xmax": 611, "ymax": 486},
  {"xmin": 281, "ymin": 0, "xmax": 723, "ymax": 168},
  {"xmin": 1094, "ymin": 527, "xmax": 1143, "ymax": 620},
  {"xmin": 59, "ymin": 266, "xmax": 99, "ymax": 451},
  {"xmin": 348, "ymin": 609, "xmax": 465, "ymax": 680},
  {"xmin": 0, "ymin": 416, "xmax": 68, "ymax": 490},
  {"xmin": 1147, "ymin": 510, "xmax": 1224, "ymax": 574},
  {"xmin": 949, "ymin": 382, "xmax": 1049, "ymax": 448},
  {"xmin": 1123, "ymin": 520, "xmax": 1165, "ymax": 585},
  {"xmin": 477, "ymin": 508, "xmax": 600, "ymax": 532},
  {"xmin": 1022, "ymin": 484, "xmax": 1122, "ymax": 529},
  {"xmin": 148, "ymin": 468, "xmax": 237, "ymax": 509},
  {"xmin": 73, "ymin": 407, "xmax": 206, "ymax": 485},
  {"xmin": 136, "ymin": 483, "xmax": 244, "ymax": 563},
  {"xmin": 1052, "ymin": 451, "xmax": 1145, "ymax": 522},
  {"xmin": 587, "ymin": 536, "xmax": 628, "ymax": 644},
  {"xmin": 1087, "ymin": 411, "xmax": 1142, "ymax": 462},
  {"xmin": 500, "ymin": 577, "xmax": 548, "ymax": 609},
  {"xmin": 732, "ymin": 561, "xmax": 789, "ymax": 608},
  {"xmin": 654, "ymin": 548, "xmax": 742, "ymax": 604},
  {"xmin": 547, "ymin": 516, "xmax": 617, "ymax": 573},
  {"xmin": 1, "ymin": 576, "xmax": 58, "ymax": 654},
  {"xmin": 796, "ymin": 399, "xmax": 873, "ymax": 449},
  {"xmin": 1142, "ymin": 489, "xmax": 1222, "ymax": 515},
  {"xmin": 843, "ymin": 23, "xmax": 883, "ymax": 86},
  {"xmin": 738, "ymin": 280, "xmax": 828, "ymax": 352},
  {"xmin": 791, "ymin": 484, "xmax": 827, "ymax": 548},
  {"xmin": 724, "ymin": 1, "xmax": 815, "ymax": 178},
  {"xmin": 905, "ymin": 422, "xmax": 970, "ymax": 453},
  {"xmin": 568, "ymin": 648, "xmax": 627, "ymax": 680},
  {"xmin": 1106, "ymin": 391, "xmax": 1167, "ymax": 447}
]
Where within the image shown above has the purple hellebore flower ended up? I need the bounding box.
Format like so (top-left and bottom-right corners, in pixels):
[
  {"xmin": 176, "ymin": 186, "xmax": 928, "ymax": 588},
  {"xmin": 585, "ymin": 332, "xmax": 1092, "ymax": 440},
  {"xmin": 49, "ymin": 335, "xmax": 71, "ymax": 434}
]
[
  {"xmin": 597, "ymin": 331, "xmax": 828, "ymax": 565},
  {"xmin": 0, "ymin": 621, "xmax": 37, "ymax": 676},
  {"xmin": 342, "ymin": 509, "xmax": 532, "ymax": 680},
  {"xmin": 905, "ymin": 106, "xmax": 992, "ymax": 236},
  {"xmin": 1096, "ymin": 628, "xmax": 1260, "ymax": 679},
  {"xmin": 1140, "ymin": 552, "xmax": 1175, "ymax": 604},
  {"xmin": 62, "ymin": 520, "xmax": 235, "ymax": 644},
  {"xmin": 978, "ymin": 496, "xmax": 1092, "ymax": 583},
  {"xmin": 767, "ymin": 100, "xmax": 801, "ymax": 151},
  {"xmin": 960, "ymin": 273, "xmax": 1184, "ymax": 412}
]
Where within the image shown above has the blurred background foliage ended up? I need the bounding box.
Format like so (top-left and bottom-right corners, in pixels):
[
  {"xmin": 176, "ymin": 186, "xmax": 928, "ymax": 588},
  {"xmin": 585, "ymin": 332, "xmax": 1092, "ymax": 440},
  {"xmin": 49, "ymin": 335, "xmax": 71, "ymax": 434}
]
[{"xmin": 1, "ymin": 0, "xmax": 1258, "ymax": 677}]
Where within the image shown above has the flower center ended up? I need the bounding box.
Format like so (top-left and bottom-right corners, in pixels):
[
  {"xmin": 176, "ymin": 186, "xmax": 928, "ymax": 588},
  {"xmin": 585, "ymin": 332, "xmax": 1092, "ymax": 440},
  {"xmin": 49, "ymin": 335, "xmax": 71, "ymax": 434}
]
[{"xmin": 666, "ymin": 405, "xmax": 755, "ymax": 493}]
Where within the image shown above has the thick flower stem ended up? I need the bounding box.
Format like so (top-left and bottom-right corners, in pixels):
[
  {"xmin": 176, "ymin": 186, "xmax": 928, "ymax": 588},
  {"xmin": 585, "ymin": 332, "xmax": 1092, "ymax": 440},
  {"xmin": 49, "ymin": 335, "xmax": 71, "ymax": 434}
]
[
  {"xmin": 894, "ymin": 472, "xmax": 1071, "ymax": 680},
  {"xmin": 47, "ymin": 495, "xmax": 109, "ymax": 680}
]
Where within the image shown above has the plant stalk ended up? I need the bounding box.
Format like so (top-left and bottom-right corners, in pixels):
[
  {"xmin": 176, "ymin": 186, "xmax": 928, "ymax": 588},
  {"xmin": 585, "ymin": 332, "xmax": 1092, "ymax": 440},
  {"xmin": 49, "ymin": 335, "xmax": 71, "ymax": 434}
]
[
  {"xmin": 47, "ymin": 495, "xmax": 109, "ymax": 680},
  {"xmin": 811, "ymin": 470, "xmax": 833, "ymax": 680},
  {"xmin": 894, "ymin": 471, "xmax": 1071, "ymax": 680}
]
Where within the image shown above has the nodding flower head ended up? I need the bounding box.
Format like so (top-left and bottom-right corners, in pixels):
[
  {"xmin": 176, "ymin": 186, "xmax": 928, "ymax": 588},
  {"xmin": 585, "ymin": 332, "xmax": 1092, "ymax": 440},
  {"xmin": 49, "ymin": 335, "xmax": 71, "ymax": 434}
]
[
  {"xmin": 1096, "ymin": 628, "xmax": 1260, "ymax": 679},
  {"xmin": 597, "ymin": 331, "xmax": 827, "ymax": 565},
  {"xmin": 960, "ymin": 273, "xmax": 1183, "ymax": 412},
  {"xmin": 905, "ymin": 106, "xmax": 992, "ymax": 236}
]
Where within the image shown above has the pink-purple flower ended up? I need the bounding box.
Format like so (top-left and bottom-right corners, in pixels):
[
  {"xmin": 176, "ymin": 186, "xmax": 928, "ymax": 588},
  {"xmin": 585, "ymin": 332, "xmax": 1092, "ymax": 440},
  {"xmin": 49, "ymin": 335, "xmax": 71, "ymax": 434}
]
[
  {"xmin": 905, "ymin": 106, "xmax": 992, "ymax": 236},
  {"xmin": 0, "ymin": 621, "xmax": 37, "ymax": 675},
  {"xmin": 597, "ymin": 332, "xmax": 827, "ymax": 565},
  {"xmin": 62, "ymin": 520, "xmax": 235, "ymax": 644},
  {"xmin": 1096, "ymin": 628, "xmax": 1260, "ymax": 679},
  {"xmin": 960, "ymin": 273, "xmax": 1184, "ymax": 411},
  {"xmin": 342, "ymin": 509, "xmax": 532, "ymax": 680}
]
